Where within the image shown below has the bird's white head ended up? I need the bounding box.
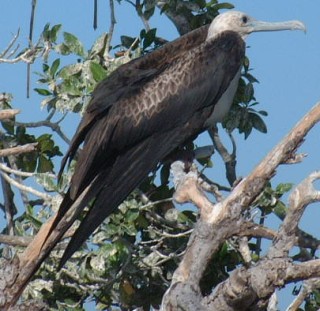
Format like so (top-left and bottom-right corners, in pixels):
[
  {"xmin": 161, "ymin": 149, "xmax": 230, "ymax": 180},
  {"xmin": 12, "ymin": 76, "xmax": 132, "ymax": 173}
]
[{"xmin": 207, "ymin": 11, "xmax": 306, "ymax": 41}]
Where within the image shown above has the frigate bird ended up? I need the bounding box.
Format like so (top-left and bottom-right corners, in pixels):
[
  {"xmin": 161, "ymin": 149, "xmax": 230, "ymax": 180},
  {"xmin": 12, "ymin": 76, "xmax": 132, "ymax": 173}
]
[{"xmin": 51, "ymin": 11, "xmax": 305, "ymax": 267}]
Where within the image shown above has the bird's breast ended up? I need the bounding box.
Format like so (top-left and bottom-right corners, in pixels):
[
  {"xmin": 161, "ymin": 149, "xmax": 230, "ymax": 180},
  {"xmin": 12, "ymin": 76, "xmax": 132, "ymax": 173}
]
[{"xmin": 205, "ymin": 69, "xmax": 241, "ymax": 126}]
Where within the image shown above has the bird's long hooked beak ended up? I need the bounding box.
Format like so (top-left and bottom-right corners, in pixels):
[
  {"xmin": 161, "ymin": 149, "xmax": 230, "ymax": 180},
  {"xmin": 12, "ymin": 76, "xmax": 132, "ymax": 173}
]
[{"xmin": 249, "ymin": 19, "xmax": 306, "ymax": 33}]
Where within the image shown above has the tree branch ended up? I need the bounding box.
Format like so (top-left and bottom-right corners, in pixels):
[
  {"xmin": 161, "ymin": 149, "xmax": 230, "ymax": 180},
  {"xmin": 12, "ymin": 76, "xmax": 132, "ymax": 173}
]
[
  {"xmin": 0, "ymin": 143, "xmax": 38, "ymax": 157},
  {"xmin": 104, "ymin": 0, "xmax": 116, "ymax": 59},
  {"xmin": 0, "ymin": 109, "xmax": 20, "ymax": 121},
  {"xmin": 268, "ymin": 171, "xmax": 320, "ymax": 258},
  {"xmin": 156, "ymin": 0, "xmax": 192, "ymax": 35},
  {"xmin": 161, "ymin": 102, "xmax": 320, "ymax": 311},
  {"xmin": 0, "ymin": 170, "xmax": 51, "ymax": 202},
  {"xmin": 0, "ymin": 234, "xmax": 32, "ymax": 247},
  {"xmin": 208, "ymin": 126, "xmax": 237, "ymax": 186}
]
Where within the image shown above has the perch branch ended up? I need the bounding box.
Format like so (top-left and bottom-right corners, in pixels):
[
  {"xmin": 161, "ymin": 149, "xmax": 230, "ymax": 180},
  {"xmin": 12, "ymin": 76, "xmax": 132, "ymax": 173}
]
[{"xmin": 161, "ymin": 103, "xmax": 320, "ymax": 311}]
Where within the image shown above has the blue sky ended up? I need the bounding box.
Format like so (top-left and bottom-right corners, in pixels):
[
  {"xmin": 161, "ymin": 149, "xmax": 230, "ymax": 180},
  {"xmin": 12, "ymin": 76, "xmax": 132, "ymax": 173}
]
[{"xmin": 1, "ymin": 1, "xmax": 320, "ymax": 309}]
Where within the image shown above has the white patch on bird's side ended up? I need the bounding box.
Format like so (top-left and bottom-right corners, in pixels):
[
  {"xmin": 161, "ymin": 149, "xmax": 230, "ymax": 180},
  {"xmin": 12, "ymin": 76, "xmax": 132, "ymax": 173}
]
[{"xmin": 205, "ymin": 69, "xmax": 241, "ymax": 126}]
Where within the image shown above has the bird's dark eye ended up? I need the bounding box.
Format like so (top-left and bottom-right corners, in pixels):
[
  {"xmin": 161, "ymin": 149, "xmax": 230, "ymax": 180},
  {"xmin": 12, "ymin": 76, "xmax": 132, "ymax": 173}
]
[{"xmin": 242, "ymin": 16, "xmax": 248, "ymax": 24}]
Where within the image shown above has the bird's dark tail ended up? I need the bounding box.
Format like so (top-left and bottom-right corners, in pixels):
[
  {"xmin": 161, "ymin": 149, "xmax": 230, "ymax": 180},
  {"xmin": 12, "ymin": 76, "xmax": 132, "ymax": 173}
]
[{"xmin": 58, "ymin": 129, "xmax": 187, "ymax": 268}]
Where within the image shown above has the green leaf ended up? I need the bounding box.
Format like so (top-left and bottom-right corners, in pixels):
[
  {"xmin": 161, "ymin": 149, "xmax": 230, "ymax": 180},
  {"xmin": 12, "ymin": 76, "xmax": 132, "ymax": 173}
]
[
  {"xmin": 245, "ymin": 73, "xmax": 259, "ymax": 83},
  {"xmin": 121, "ymin": 35, "xmax": 136, "ymax": 49},
  {"xmin": 273, "ymin": 200, "xmax": 287, "ymax": 220},
  {"xmin": 58, "ymin": 63, "xmax": 83, "ymax": 78},
  {"xmin": 37, "ymin": 155, "xmax": 53, "ymax": 173},
  {"xmin": 20, "ymin": 153, "xmax": 37, "ymax": 172},
  {"xmin": 244, "ymin": 83, "xmax": 254, "ymax": 103},
  {"xmin": 35, "ymin": 173, "xmax": 57, "ymax": 192},
  {"xmin": 25, "ymin": 206, "xmax": 43, "ymax": 229},
  {"xmin": 258, "ymin": 110, "xmax": 268, "ymax": 116},
  {"xmin": 89, "ymin": 33, "xmax": 108, "ymax": 58},
  {"xmin": 50, "ymin": 58, "xmax": 60, "ymax": 77},
  {"xmin": 143, "ymin": 7, "xmax": 155, "ymax": 20},
  {"xmin": 63, "ymin": 32, "xmax": 86, "ymax": 57},
  {"xmin": 143, "ymin": 28, "xmax": 157, "ymax": 50},
  {"xmin": 50, "ymin": 24, "xmax": 62, "ymax": 42},
  {"xmin": 125, "ymin": 209, "xmax": 139, "ymax": 223},
  {"xmin": 250, "ymin": 113, "xmax": 267, "ymax": 133},
  {"xmin": 38, "ymin": 137, "xmax": 54, "ymax": 153},
  {"xmin": 41, "ymin": 23, "xmax": 51, "ymax": 41},
  {"xmin": 42, "ymin": 63, "xmax": 50, "ymax": 73},
  {"xmin": 90, "ymin": 61, "xmax": 107, "ymax": 82},
  {"xmin": 59, "ymin": 78, "xmax": 82, "ymax": 96},
  {"xmin": 211, "ymin": 2, "xmax": 234, "ymax": 10},
  {"xmin": 34, "ymin": 88, "xmax": 52, "ymax": 96},
  {"xmin": 55, "ymin": 42, "xmax": 71, "ymax": 55},
  {"xmin": 275, "ymin": 183, "xmax": 293, "ymax": 195}
]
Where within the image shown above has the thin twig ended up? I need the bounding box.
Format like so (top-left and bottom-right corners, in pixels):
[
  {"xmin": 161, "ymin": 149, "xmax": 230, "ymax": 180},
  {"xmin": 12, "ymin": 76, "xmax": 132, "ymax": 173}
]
[
  {"xmin": 0, "ymin": 172, "xmax": 15, "ymax": 235},
  {"xmin": 104, "ymin": 0, "xmax": 116, "ymax": 59},
  {"xmin": 140, "ymin": 198, "xmax": 173, "ymax": 210},
  {"xmin": 208, "ymin": 126, "xmax": 237, "ymax": 186},
  {"xmin": 0, "ymin": 162, "xmax": 56, "ymax": 179},
  {"xmin": 0, "ymin": 47, "xmax": 39, "ymax": 64},
  {"xmin": 12, "ymin": 119, "xmax": 70, "ymax": 144},
  {"xmin": 27, "ymin": 0, "xmax": 37, "ymax": 98},
  {"xmin": 0, "ymin": 171, "xmax": 51, "ymax": 202},
  {"xmin": 93, "ymin": 0, "xmax": 98, "ymax": 30},
  {"xmin": 152, "ymin": 228, "xmax": 193, "ymax": 238},
  {"xmin": 0, "ymin": 29, "xmax": 20, "ymax": 58}
]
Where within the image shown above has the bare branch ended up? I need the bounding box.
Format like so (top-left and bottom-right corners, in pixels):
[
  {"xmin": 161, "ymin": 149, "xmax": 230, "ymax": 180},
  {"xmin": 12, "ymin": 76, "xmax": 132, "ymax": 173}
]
[
  {"xmin": 0, "ymin": 29, "xmax": 20, "ymax": 58},
  {"xmin": 0, "ymin": 171, "xmax": 51, "ymax": 202},
  {"xmin": 0, "ymin": 46, "xmax": 41, "ymax": 64},
  {"xmin": 0, "ymin": 143, "xmax": 38, "ymax": 157},
  {"xmin": 269, "ymin": 171, "xmax": 320, "ymax": 258},
  {"xmin": 0, "ymin": 162, "xmax": 56, "ymax": 179},
  {"xmin": 209, "ymin": 126, "xmax": 237, "ymax": 186},
  {"xmin": 161, "ymin": 103, "xmax": 320, "ymax": 310},
  {"xmin": 156, "ymin": 0, "xmax": 192, "ymax": 35},
  {"xmin": 0, "ymin": 162, "xmax": 35, "ymax": 178},
  {"xmin": 0, "ymin": 109, "xmax": 20, "ymax": 121},
  {"xmin": 286, "ymin": 278, "xmax": 320, "ymax": 311},
  {"xmin": 0, "ymin": 234, "xmax": 32, "ymax": 247},
  {"xmin": 12, "ymin": 119, "xmax": 71, "ymax": 145},
  {"xmin": 0, "ymin": 170, "xmax": 15, "ymax": 237},
  {"xmin": 104, "ymin": 0, "xmax": 116, "ymax": 59}
]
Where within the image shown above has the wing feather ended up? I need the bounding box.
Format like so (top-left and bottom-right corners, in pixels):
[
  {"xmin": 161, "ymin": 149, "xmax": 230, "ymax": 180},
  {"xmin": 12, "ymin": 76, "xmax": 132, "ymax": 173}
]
[{"xmin": 53, "ymin": 30, "xmax": 245, "ymax": 265}]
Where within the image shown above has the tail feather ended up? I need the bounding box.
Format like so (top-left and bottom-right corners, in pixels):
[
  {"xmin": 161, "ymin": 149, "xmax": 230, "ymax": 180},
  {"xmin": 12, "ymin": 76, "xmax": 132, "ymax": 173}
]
[{"xmin": 58, "ymin": 129, "xmax": 188, "ymax": 267}]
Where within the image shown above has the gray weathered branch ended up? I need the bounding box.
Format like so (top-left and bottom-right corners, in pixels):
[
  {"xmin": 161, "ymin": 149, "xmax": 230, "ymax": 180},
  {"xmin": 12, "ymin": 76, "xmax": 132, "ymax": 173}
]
[
  {"xmin": 161, "ymin": 103, "xmax": 320, "ymax": 311},
  {"xmin": 0, "ymin": 143, "xmax": 38, "ymax": 157},
  {"xmin": 0, "ymin": 109, "xmax": 20, "ymax": 121}
]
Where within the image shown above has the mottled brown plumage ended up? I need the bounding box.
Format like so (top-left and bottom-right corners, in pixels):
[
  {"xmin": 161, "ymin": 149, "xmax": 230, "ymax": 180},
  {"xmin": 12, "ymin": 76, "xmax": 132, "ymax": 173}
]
[{"xmin": 50, "ymin": 11, "xmax": 305, "ymax": 267}]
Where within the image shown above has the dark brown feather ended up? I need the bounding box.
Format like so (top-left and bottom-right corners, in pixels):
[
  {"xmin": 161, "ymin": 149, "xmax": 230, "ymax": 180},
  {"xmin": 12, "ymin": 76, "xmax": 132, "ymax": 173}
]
[{"xmin": 54, "ymin": 29, "xmax": 245, "ymax": 267}]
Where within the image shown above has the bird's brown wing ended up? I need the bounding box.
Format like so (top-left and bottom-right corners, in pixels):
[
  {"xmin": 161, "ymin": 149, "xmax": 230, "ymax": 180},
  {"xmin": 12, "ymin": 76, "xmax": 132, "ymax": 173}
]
[
  {"xmin": 54, "ymin": 31, "xmax": 245, "ymax": 267},
  {"xmin": 58, "ymin": 24, "xmax": 210, "ymax": 178}
]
